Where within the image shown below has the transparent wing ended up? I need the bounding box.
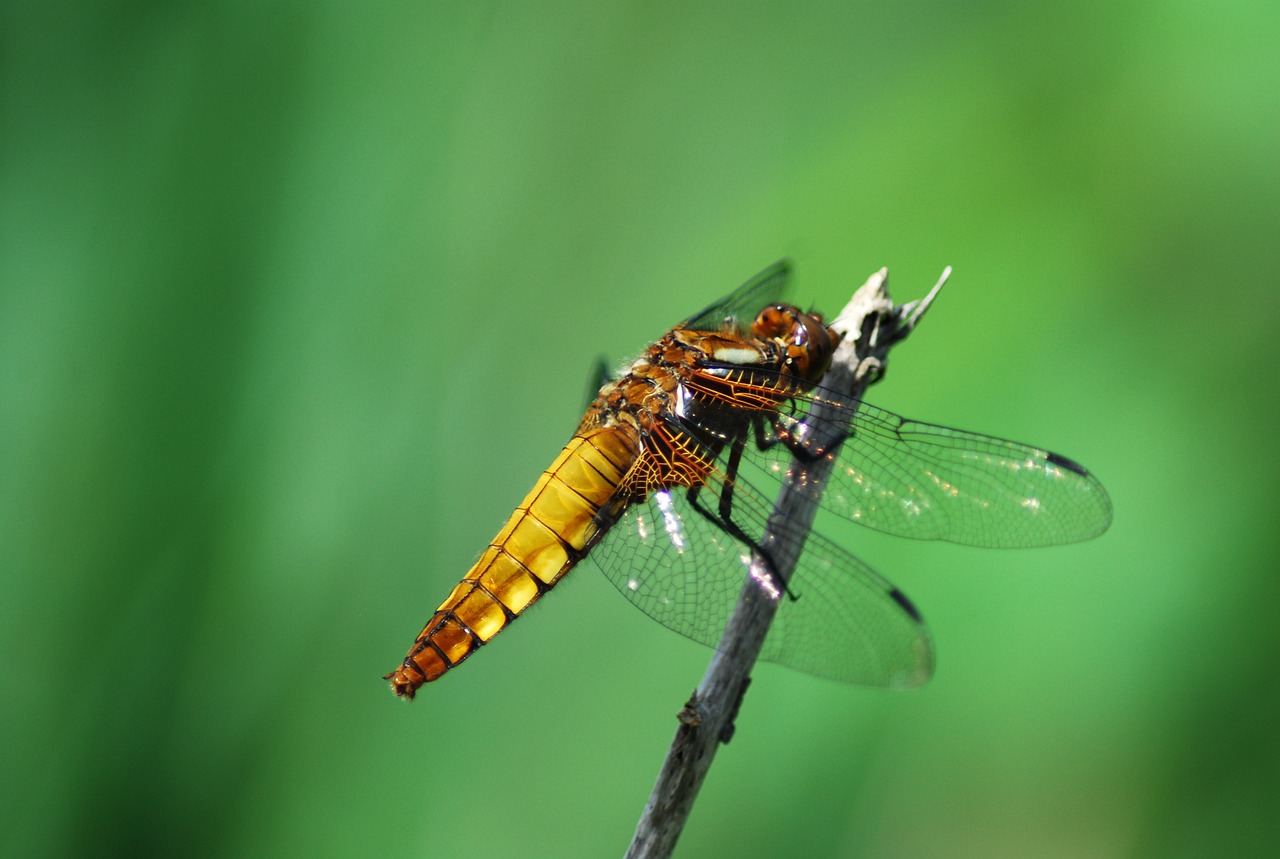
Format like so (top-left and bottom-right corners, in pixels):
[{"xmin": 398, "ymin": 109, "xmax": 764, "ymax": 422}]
[
  {"xmin": 683, "ymin": 260, "xmax": 792, "ymax": 333},
  {"xmin": 589, "ymin": 465, "xmax": 933, "ymax": 687},
  {"xmin": 677, "ymin": 370, "xmax": 1113, "ymax": 548},
  {"xmin": 583, "ymin": 355, "xmax": 612, "ymax": 409}
]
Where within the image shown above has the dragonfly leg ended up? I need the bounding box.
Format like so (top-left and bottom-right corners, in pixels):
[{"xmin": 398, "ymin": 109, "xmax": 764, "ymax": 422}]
[
  {"xmin": 751, "ymin": 411, "xmax": 848, "ymax": 464},
  {"xmin": 687, "ymin": 438, "xmax": 799, "ymax": 602},
  {"xmin": 750, "ymin": 412, "xmax": 785, "ymax": 452}
]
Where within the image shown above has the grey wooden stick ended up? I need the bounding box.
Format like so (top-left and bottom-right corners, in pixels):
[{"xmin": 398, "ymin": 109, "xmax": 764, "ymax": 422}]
[{"xmin": 624, "ymin": 266, "xmax": 951, "ymax": 859}]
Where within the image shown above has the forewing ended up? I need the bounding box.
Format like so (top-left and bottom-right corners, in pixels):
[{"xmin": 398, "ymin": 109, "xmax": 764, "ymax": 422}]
[
  {"xmin": 583, "ymin": 355, "xmax": 612, "ymax": 409},
  {"xmin": 743, "ymin": 382, "xmax": 1113, "ymax": 548},
  {"xmin": 683, "ymin": 260, "xmax": 792, "ymax": 333},
  {"xmin": 589, "ymin": 465, "xmax": 932, "ymax": 687}
]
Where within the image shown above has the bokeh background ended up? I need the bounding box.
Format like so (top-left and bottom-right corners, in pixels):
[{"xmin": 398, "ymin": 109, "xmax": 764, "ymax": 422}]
[{"xmin": 4, "ymin": 3, "xmax": 1278, "ymax": 857}]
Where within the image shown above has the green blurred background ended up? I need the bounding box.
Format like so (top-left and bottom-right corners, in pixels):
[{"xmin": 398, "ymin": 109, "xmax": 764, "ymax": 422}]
[{"xmin": 3, "ymin": 3, "xmax": 1278, "ymax": 857}]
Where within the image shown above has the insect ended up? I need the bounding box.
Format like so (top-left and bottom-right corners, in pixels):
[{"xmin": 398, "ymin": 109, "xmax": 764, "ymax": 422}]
[{"xmin": 386, "ymin": 262, "xmax": 1112, "ymax": 698}]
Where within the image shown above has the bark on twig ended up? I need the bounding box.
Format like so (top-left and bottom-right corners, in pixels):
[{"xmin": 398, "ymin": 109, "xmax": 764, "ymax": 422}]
[{"xmin": 624, "ymin": 266, "xmax": 951, "ymax": 859}]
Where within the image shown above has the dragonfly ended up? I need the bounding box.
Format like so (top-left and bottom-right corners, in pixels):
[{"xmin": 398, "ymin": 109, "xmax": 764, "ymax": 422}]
[{"xmin": 386, "ymin": 262, "xmax": 1112, "ymax": 698}]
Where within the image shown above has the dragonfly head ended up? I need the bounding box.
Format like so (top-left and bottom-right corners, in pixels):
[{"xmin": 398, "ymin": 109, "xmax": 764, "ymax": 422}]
[{"xmin": 752, "ymin": 304, "xmax": 843, "ymax": 384}]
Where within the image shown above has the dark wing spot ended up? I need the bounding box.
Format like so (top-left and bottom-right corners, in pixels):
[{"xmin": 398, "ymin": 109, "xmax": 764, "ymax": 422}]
[
  {"xmin": 1046, "ymin": 450, "xmax": 1090, "ymax": 477},
  {"xmin": 889, "ymin": 587, "xmax": 924, "ymax": 623}
]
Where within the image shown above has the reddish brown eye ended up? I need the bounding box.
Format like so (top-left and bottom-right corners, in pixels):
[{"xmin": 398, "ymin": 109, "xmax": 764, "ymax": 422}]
[{"xmin": 746, "ymin": 303, "xmax": 832, "ymax": 382}]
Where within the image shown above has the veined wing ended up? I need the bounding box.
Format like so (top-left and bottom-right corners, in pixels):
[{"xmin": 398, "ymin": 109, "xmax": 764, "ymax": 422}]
[
  {"xmin": 683, "ymin": 260, "xmax": 792, "ymax": 333},
  {"xmin": 589, "ymin": 460, "xmax": 932, "ymax": 687},
  {"xmin": 708, "ymin": 375, "xmax": 1113, "ymax": 548}
]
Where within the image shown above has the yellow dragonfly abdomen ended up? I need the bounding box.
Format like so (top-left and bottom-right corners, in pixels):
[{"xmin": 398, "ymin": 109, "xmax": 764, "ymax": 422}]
[{"xmin": 386, "ymin": 426, "xmax": 638, "ymax": 698}]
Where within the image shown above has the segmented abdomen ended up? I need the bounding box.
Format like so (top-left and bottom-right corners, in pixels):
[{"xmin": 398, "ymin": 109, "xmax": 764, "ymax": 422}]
[{"xmin": 386, "ymin": 427, "xmax": 638, "ymax": 699}]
